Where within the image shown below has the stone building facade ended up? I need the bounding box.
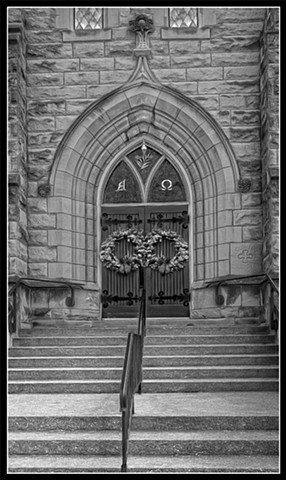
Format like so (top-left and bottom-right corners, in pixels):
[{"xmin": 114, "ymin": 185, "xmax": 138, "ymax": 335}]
[{"xmin": 8, "ymin": 7, "xmax": 279, "ymax": 326}]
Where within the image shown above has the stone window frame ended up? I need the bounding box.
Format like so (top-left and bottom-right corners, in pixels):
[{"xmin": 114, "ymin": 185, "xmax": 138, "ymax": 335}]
[
  {"xmin": 56, "ymin": 7, "xmax": 216, "ymax": 41},
  {"xmin": 74, "ymin": 7, "xmax": 104, "ymax": 30},
  {"xmin": 56, "ymin": 7, "xmax": 111, "ymax": 41},
  {"xmin": 169, "ymin": 7, "xmax": 199, "ymax": 28}
]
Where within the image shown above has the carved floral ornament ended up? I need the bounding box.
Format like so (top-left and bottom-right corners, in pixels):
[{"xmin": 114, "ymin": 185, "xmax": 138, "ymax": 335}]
[{"xmin": 129, "ymin": 14, "xmax": 154, "ymax": 54}]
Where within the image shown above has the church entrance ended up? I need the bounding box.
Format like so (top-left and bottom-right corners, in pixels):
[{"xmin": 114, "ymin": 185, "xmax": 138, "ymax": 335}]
[{"xmin": 99, "ymin": 143, "xmax": 191, "ymax": 318}]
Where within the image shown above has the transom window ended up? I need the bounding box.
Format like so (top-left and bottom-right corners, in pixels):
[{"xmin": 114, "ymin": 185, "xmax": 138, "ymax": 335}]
[
  {"xmin": 74, "ymin": 7, "xmax": 103, "ymax": 30},
  {"xmin": 103, "ymin": 143, "xmax": 187, "ymax": 204},
  {"xmin": 169, "ymin": 7, "xmax": 198, "ymax": 28}
]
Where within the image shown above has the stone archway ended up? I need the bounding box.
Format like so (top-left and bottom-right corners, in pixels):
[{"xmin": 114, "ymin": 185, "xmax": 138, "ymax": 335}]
[{"xmin": 48, "ymin": 80, "xmax": 239, "ymax": 290}]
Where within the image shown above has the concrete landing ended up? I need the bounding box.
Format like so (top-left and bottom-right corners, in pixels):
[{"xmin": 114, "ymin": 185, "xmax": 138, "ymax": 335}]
[
  {"xmin": 9, "ymin": 391, "xmax": 279, "ymax": 418},
  {"xmin": 8, "ymin": 455, "xmax": 280, "ymax": 473}
]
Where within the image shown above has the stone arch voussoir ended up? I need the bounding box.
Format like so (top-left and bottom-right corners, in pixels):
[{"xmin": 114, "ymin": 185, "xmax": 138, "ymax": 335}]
[{"xmin": 48, "ymin": 82, "xmax": 239, "ymax": 283}]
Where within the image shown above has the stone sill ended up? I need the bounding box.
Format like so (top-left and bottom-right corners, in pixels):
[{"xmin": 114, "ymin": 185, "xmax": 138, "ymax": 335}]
[
  {"xmin": 269, "ymin": 166, "xmax": 279, "ymax": 179},
  {"xmin": 161, "ymin": 27, "xmax": 210, "ymax": 40},
  {"xmin": 63, "ymin": 29, "xmax": 112, "ymax": 42},
  {"xmin": 8, "ymin": 22, "xmax": 24, "ymax": 43},
  {"xmin": 9, "ymin": 173, "xmax": 21, "ymax": 186}
]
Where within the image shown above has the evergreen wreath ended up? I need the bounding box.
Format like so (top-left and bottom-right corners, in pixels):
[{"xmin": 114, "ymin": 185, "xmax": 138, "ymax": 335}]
[
  {"xmin": 99, "ymin": 229, "xmax": 146, "ymax": 274},
  {"xmin": 100, "ymin": 228, "xmax": 189, "ymax": 275},
  {"xmin": 144, "ymin": 229, "xmax": 189, "ymax": 275}
]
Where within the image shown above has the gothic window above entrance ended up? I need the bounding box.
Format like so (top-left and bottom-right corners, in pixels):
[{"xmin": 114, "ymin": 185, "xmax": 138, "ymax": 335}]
[
  {"xmin": 169, "ymin": 8, "xmax": 198, "ymax": 28},
  {"xmin": 103, "ymin": 144, "xmax": 187, "ymax": 204},
  {"xmin": 74, "ymin": 8, "xmax": 103, "ymax": 29}
]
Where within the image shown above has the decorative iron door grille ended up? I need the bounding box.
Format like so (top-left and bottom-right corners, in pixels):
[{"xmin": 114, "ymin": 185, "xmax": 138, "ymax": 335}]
[{"xmin": 101, "ymin": 205, "xmax": 190, "ymax": 318}]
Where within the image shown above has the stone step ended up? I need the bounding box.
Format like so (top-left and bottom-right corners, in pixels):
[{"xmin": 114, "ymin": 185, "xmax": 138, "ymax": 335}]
[
  {"xmin": 20, "ymin": 324, "xmax": 270, "ymax": 336},
  {"xmin": 10, "ymin": 414, "xmax": 279, "ymax": 433},
  {"xmin": 8, "ymin": 391, "xmax": 279, "ymax": 430},
  {"xmin": 7, "ymin": 454, "xmax": 280, "ymax": 473},
  {"xmin": 9, "ymin": 343, "xmax": 279, "ymax": 357},
  {"xmin": 9, "ymin": 365, "xmax": 279, "ymax": 381},
  {"xmin": 8, "ymin": 378, "xmax": 279, "ymax": 394},
  {"xmin": 31, "ymin": 316, "xmax": 262, "ymax": 328},
  {"xmin": 8, "ymin": 429, "xmax": 279, "ymax": 456},
  {"xmin": 8, "ymin": 353, "xmax": 279, "ymax": 368},
  {"xmin": 13, "ymin": 334, "xmax": 276, "ymax": 346},
  {"xmin": 9, "ymin": 413, "xmax": 278, "ymax": 432}
]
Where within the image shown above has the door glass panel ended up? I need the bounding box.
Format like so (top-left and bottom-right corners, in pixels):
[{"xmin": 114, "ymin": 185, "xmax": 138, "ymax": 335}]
[
  {"xmin": 103, "ymin": 161, "xmax": 142, "ymax": 203},
  {"xmin": 147, "ymin": 160, "xmax": 187, "ymax": 202}
]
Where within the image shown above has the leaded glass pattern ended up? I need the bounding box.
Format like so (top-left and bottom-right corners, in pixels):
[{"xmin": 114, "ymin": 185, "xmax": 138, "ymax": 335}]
[
  {"xmin": 74, "ymin": 8, "xmax": 103, "ymax": 30},
  {"xmin": 169, "ymin": 8, "xmax": 198, "ymax": 28}
]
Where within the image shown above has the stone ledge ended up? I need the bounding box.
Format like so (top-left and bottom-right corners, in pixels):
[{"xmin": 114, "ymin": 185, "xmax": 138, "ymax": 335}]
[
  {"xmin": 161, "ymin": 27, "xmax": 210, "ymax": 40},
  {"xmin": 63, "ymin": 30, "xmax": 112, "ymax": 42}
]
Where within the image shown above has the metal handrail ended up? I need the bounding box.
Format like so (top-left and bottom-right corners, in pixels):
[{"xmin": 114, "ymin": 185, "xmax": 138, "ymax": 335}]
[
  {"xmin": 205, "ymin": 272, "xmax": 279, "ymax": 331},
  {"xmin": 205, "ymin": 272, "xmax": 279, "ymax": 293},
  {"xmin": 8, "ymin": 276, "xmax": 83, "ymax": 334},
  {"xmin": 119, "ymin": 287, "xmax": 146, "ymax": 473}
]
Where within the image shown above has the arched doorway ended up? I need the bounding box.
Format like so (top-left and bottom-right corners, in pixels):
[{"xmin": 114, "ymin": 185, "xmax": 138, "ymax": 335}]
[
  {"xmin": 100, "ymin": 141, "xmax": 191, "ymax": 318},
  {"xmin": 47, "ymin": 80, "xmax": 240, "ymax": 321}
]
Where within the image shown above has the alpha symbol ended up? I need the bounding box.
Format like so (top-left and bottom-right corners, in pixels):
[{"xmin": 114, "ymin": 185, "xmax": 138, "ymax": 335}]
[
  {"xmin": 161, "ymin": 179, "xmax": 173, "ymax": 191},
  {"xmin": 116, "ymin": 179, "xmax": 126, "ymax": 191}
]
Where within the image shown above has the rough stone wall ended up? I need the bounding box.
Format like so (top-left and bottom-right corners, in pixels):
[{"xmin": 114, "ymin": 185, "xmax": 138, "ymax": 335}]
[
  {"xmin": 13, "ymin": 6, "xmax": 267, "ymax": 281},
  {"xmin": 8, "ymin": 10, "xmax": 28, "ymax": 277},
  {"xmin": 8, "ymin": 7, "xmax": 279, "ymax": 320},
  {"xmin": 259, "ymin": 8, "xmax": 279, "ymax": 276}
]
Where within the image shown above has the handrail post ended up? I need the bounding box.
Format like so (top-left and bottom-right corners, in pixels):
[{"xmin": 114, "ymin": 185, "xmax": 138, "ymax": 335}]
[
  {"xmin": 121, "ymin": 411, "xmax": 128, "ymax": 472},
  {"xmin": 120, "ymin": 283, "xmax": 146, "ymax": 472}
]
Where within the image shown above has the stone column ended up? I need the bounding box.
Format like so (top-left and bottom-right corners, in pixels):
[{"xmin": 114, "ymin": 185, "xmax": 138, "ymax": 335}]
[
  {"xmin": 260, "ymin": 8, "xmax": 279, "ymax": 277},
  {"xmin": 8, "ymin": 12, "xmax": 28, "ymax": 277}
]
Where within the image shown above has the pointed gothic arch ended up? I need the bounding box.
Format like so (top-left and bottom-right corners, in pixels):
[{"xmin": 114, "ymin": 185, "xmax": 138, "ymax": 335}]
[{"xmin": 47, "ymin": 80, "xmax": 240, "ymax": 285}]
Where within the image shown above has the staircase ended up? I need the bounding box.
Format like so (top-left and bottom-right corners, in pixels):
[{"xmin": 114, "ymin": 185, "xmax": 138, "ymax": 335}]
[{"xmin": 8, "ymin": 317, "xmax": 279, "ymax": 473}]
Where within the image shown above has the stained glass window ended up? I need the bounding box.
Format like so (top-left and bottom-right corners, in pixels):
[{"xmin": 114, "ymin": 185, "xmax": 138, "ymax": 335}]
[
  {"xmin": 103, "ymin": 162, "xmax": 142, "ymax": 203},
  {"xmin": 147, "ymin": 160, "xmax": 186, "ymax": 203},
  {"xmin": 169, "ymin": 8, "xmax": 198, "ymax": 28},
  {"xmin": 74, "ymin": 8, "xmax": 103, "ymax": 30}
]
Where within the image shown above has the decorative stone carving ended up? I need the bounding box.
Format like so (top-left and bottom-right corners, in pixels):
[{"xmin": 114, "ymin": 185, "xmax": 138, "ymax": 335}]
[
  {"xmin": 238, "ymin": 178, "xmax": 252, "ymax": 193},
  {"xmin": 38, "ymin": 184, "xmax": 51, "ymax": 197},
  {"xmin": 129, "ymin": 14, "xmax": 154, "ymax": 57},
  {"xmin": 231, "ymin": 242, "xmax": 262, "ymax": 275}
]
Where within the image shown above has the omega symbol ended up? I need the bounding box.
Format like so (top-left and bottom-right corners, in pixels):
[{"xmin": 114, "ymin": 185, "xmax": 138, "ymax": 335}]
[{"xmin": 161, "ymin": 179, "xmax": 173, "ymax": 191}]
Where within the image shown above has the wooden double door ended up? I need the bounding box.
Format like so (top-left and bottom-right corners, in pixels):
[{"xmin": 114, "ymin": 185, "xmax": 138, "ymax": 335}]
[{"xmin": 101, "ymin": 204, "xmax": 190, "ymax": 318}]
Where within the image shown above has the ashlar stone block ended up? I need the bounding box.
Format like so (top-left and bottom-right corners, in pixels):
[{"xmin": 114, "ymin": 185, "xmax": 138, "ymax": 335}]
[
  {"xmin": 242, "ymin": 226, "xmax": 262, "ymax": 242},
  {"xmin": 241, "ymin": 285, "xmax": 261, "ymax": 306},
  {"xmin": 48, "ymin": 262, "xmax": 72, "ymax": 279},
  {"xmin": 48, "ymin": 230, "xmax": 72, "ymax": 247},
  {"xmin": 27, "ymin": 59, "xmax": 79, "ymax": 73},
  {"xmin": 64, "ymin": 71, "xmax": 99, "ymax": 85},
  {"xmin": 29, "ymin": 246, "xmax": 57, "ymax": 262},
  {"xmin": 29, "ymin": 230, "xmax": 48, "ymax": 246},
  {"xmin": 29, "ymin": 214, "xmax": 56, "ymax": 229},
  {"xmin": 28, "ymin": 263, "xmax": 48, "ymax": 278},
  {"xmin": 233, "ymin": 210, "xmax": 262, "ymax": 226}
]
